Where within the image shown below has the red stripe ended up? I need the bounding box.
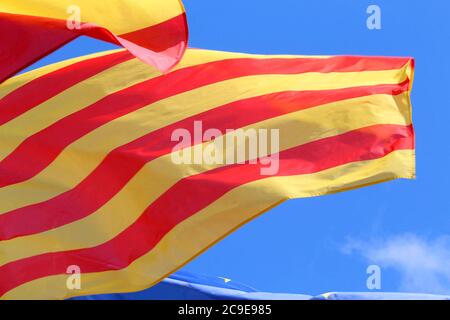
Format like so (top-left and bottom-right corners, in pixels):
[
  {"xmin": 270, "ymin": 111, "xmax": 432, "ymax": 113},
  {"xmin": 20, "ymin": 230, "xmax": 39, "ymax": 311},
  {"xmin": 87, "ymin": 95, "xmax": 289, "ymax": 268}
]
[
  {"xmin": 0, "ymin": 55, "xmax": 411, "ymax": 189},
  {"xmin": 0, "ymin": 124, "xmax": 414, "ymax": 296},
  {"xmin": 0, "ymin": 51, "xmax": 133, "ymax": 126},
  {"xmin": 0, "ymin": 81, "xmax": 410, "ymax": 241}
]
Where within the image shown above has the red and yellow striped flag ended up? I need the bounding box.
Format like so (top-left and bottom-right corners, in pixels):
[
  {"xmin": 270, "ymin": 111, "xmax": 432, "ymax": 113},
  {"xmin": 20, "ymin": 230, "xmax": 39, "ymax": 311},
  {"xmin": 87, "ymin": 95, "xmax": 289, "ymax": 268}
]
[
  {"xmin": 0, "ymin": 49, "xmax": 415, "ymax": 299},
  {"xmin": 0, "ymin": 0, "xmax": 188, "ymax": 82}
]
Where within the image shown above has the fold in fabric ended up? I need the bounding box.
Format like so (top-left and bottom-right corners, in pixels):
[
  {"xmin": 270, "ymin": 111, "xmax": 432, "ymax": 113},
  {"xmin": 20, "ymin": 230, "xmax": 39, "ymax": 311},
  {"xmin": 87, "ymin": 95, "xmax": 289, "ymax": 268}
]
[{"xmin": 0, "ymin": 0, "xmax": 188, "ymax": 83}]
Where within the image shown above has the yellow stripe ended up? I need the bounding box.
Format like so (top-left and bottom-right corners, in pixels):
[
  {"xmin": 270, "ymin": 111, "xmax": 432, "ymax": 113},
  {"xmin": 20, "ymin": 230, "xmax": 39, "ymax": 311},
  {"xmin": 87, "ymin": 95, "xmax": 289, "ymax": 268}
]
[
  {"xmin": 0, "ymin": 93, "xmax": 412, "ymax": 265},
  {"xmin": 2, "ymin": 49, "xmax": 313, "ymax": 160},
  {"xmin": 2, "ymin": 149, "xmax": 414, "ymax": 299},
  {"xmin": 0, "ymin": 48, "xmax": 330, "ymax": 101},
  {"xmin": 0, "ymin": 68, "xmax": 410, "ymax": 215},
  {"xmin": 0, "ymin": 58, "xmax": 161, "ymax": 160},
  {"xmin": 0, "ymin": 50, "xmax": 349, "ymax": 162},
  {"xmin": 183, "ymin": 48, "xmax": 331, "ymax": 61},
  {"xmin": 0, "ymin": 50, "xmax": 123, "ymax": 100},
  {"xmin": 0, "ymin": 0, "xmax": 185, "ymax": 34}
]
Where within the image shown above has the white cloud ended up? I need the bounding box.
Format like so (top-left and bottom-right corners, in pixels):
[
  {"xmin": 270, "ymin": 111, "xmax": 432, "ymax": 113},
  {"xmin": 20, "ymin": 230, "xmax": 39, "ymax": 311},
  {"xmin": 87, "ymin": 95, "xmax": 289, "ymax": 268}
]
[{"xmin": 342, "ymin": 234, "xmax": 450, "ymax": 294}]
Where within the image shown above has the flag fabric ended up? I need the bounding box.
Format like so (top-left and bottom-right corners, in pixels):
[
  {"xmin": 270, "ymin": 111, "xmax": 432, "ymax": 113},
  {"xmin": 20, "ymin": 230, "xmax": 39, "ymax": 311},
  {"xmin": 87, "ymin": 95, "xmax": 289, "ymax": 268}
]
[
  {"xmin": 313, "ymin": 292, "xmax": 450, "ymax": 300},
  {"xmin": 72, "ymin": 271, "xmax": 313, "ymax": 300},
  {"xmin": 71, "ymin": 271, "xmax": 450, "ymax": 301},
  {"xmin": 0, "ymin": 48, "xmax": 415, "ymax": 299},
  {"xmin": 0, "ymin": 0, "xmax": 188, "ymax": 82}
]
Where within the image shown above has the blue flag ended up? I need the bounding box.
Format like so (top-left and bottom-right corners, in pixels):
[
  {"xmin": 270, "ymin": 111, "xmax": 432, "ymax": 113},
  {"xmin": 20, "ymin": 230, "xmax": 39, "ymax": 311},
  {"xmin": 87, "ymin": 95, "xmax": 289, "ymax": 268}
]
[{"xmin": 72, "ymin": 271, "xmax": 450, "ymax": 300}]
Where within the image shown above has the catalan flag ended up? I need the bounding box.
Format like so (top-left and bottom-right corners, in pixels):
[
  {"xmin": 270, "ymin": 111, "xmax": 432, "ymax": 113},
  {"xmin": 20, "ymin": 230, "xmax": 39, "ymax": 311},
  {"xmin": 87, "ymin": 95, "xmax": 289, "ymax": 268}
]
[
  {"xmin": 0, "ymin": 0, "xmax": 188, "ymax": 82},
  {"xmin": 0, "ymin": 49, "xmax": 414, "ymax": 299}
]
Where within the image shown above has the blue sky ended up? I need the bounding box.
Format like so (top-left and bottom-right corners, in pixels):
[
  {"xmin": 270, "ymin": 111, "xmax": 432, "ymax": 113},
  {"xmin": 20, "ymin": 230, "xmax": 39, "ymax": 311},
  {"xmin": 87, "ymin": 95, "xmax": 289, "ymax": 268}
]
[{"xmin": 25, "ymin": 0, "xmax": 450, "ymax": 295}]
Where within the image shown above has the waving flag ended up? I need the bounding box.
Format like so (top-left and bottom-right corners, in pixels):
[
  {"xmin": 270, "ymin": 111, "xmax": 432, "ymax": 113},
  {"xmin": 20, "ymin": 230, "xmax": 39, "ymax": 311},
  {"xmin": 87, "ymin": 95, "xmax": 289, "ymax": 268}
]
[
  {"xmin": 0, "ymin": 49, "xmax": 414, "ymax": 299},
  {"xmin": 0, "ymin": 0, "xmax": 188, "ymax": 82}
]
